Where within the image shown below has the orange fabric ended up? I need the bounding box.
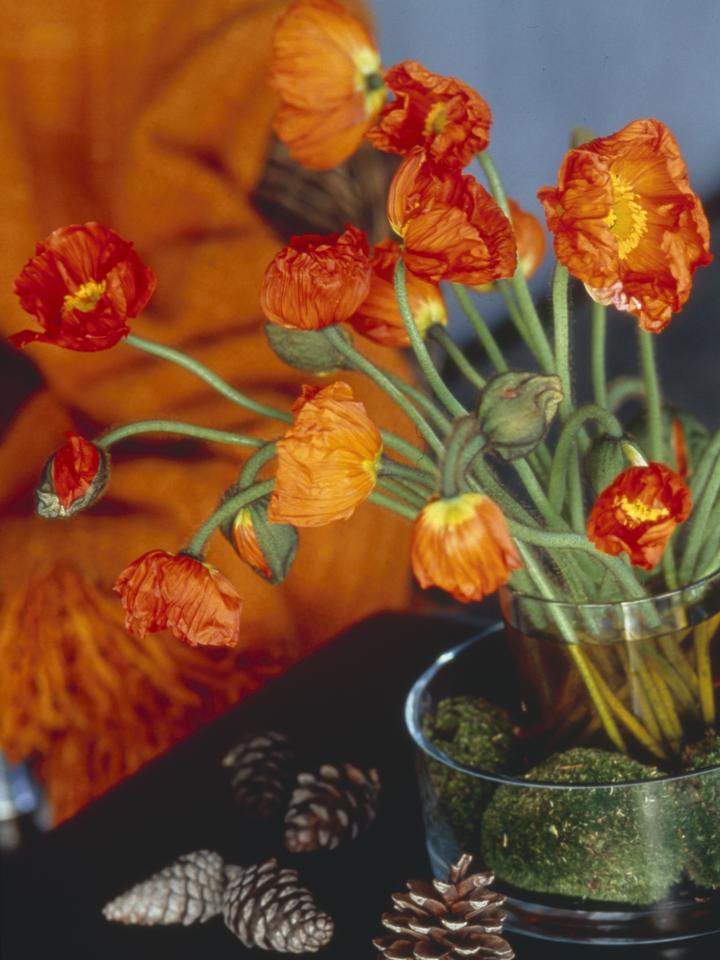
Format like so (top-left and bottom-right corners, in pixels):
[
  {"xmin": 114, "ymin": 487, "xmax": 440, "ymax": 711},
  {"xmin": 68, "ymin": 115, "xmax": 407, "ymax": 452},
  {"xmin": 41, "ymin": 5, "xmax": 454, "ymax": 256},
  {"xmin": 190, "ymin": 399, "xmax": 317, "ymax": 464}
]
[{"xmin": 0, "ymin": 0, "xmax": 414, "ymax": 820}]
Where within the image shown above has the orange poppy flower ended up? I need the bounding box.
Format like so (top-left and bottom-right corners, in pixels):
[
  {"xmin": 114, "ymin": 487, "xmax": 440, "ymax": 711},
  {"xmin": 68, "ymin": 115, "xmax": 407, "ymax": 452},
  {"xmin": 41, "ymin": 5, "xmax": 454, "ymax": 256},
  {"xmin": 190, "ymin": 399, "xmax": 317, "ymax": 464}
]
[
  {"xmin": 388, "ymin": 147, "xmax": 517, "ymax": 285},
  {"xmin": 475, "ymin": 197, "xmax": 547, "ymax": 291},
  {"xmin": 411, "ymin": 493, "xmax": 522, "ymax": 603},
  {"xmin": 271, "ymin": 0, "xmax": 386, "ymax": 170},
  {"xmin": 260, "ymin": 225, "xmax": 372, "ymax": 329},
  {"xmin": 268, "ymin": 381, "xmax": 382, "ymax": 527},
  {"xmin": 587, "ymin": 462, "xmax": 692, "ymax": 570},
  {"xmin": 366, "ymin": 60, "xmax": 491, "ymax": 169},
  {"xmin": 114, "ymin": 550, "xmax": 243, "ymax": 648},
  {"xmin": 538, "ymin": 119, "xmax": 712, "ymax": 333},
  {"xmin": 35, "ymin": 432, "xmax": 109, "ymax": 519},
  {"xmin": 347, "ymin": 238, "xmax": 447, "ymax": 346},
  {"xmin": 11, "ymin": 222, "xmax": 156, "ymax": 351}
]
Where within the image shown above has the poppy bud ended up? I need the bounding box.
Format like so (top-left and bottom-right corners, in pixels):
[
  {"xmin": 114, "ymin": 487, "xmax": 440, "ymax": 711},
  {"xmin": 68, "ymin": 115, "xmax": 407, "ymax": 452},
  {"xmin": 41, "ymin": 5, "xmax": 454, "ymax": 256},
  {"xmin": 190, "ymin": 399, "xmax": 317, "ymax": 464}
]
[
  {"xmin": 36, "ymin": 432, "xmax": 109, "ymax": 518},
  {"xmin": 222, "ymin": 497, "xmax": 298, "ymax": 585},
  {"xmin": 476, "ymin": 372, "xmax": 563, "ymax": 460},
  {"xmin": 264, "ymin": 323, "xmax": 351, "ymax": 375},
  {"xmin": 584, "ymin": 435, "xmax": 628, "ymax": 495}
]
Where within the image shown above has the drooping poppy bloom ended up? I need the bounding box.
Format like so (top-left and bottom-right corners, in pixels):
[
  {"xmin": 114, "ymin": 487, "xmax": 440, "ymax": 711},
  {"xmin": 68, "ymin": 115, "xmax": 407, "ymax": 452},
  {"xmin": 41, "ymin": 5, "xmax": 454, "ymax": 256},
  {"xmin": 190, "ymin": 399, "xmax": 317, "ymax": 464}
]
[
  {"xmin": 269, "ymin": 381, "xmax": 382, "ymax": 527},
  {"xmin": 347, "ymin": 238, "xmax": 447, "ymax": 346},
  {"xmin": 114, "ymin": 550, "xmax": 243, "ymax": 648},
  {"xmin": 11, "ymin": 222, "xmax": 156, "ymax": 351},
  {"xmin": 587, "ymin": 462, "xmax": 692, "ymax": 570},
  {"xmin": 35, "ymin": 432, "xmax": 109, "ymax": 519},
  {"xmin": 260, "ymin": 225, "xmax": 372, "ymax": 329},
  {"xmin": 367, "ymin": 60, "xmax": 492, "ymax": 168},
  {"xmin": 388, "ymin": 147, "xmax": 517, "ymax": 285},
  {"xmin": 538, "ymin": 119, "xmax": 712, "ymax": 333},
  {"xmin": 411, "ymin": 493, "xmax": 522, "ymax": 603},
  {"xmin": 271, "ymin": 0, "xmax": 387, "ymax": 170},
  {"xmin": 226, "ymin": 500, "xmax": 298, "ymax": 584},
  {"xmin": 474, "ymin": 197, "xmax": 547, "ymax": 291}
]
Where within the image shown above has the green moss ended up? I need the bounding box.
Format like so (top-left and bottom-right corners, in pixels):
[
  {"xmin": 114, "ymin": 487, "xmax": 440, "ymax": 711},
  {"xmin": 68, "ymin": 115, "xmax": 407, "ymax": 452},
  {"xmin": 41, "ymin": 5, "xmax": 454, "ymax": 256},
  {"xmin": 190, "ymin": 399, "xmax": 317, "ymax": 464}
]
[
  {"xmin": 422, "ymin": 696, "xmax": 515, "ymax": 848},
  {"xmin": 679, "ymin": 730, "xmax": 720, "ymax": 889},
  {"xmin": 481, "ymin": 747, "xmax": 684, "ymax": 905}
]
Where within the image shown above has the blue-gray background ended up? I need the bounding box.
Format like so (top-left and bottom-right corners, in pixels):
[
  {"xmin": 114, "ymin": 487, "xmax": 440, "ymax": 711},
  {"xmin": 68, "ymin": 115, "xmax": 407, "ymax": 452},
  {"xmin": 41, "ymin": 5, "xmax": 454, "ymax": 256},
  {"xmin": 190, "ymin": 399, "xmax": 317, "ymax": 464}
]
[{"xmin": 372, "ymin": 0, "xmax": 720, "ymax": 418}]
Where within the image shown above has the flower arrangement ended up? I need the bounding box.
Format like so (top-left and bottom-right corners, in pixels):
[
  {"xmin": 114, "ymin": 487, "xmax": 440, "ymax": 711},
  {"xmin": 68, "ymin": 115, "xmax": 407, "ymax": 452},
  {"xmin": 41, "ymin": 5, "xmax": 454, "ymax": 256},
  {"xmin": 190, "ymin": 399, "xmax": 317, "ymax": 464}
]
[{"xmin": 10, "ymin": 0, "xmax": 717, "ymax": 772}]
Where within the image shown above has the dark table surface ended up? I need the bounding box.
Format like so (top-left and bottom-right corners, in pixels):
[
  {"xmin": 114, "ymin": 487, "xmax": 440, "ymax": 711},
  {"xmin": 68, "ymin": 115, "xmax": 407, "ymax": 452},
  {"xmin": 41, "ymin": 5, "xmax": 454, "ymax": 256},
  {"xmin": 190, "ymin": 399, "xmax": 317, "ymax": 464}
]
[{"xmin": 2, "ymin": 611, "xmax": 719, "ymax": 960}]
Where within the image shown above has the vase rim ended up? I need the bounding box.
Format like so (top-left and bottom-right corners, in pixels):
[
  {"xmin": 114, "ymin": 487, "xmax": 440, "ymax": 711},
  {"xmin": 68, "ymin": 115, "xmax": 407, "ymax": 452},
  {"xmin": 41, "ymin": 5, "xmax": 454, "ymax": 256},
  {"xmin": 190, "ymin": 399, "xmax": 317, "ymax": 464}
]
[
  {"xmin": 499, "ymin": 564, "xmax": 720, "ymax": 612},
  {"xmin": 405, "ymin": 625, "xmax": 720, "ymax": 790}
]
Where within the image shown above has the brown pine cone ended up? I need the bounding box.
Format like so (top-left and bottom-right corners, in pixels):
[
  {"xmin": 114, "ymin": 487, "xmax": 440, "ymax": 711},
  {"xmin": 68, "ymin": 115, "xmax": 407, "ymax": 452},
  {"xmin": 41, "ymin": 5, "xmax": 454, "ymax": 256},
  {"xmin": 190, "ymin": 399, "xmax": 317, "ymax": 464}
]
[
  {"xmin": 373, "ymin": 854, "xmax": 514, "ymax": 960},
  {"xmin": 222, "ymin": 731, "xmax": 296, "ymax": 820},
  {"xmin": 102, "ymin": 850, "xmax": 225, "ymax": 926},
  {"xmin": 284, "ymin": 763, "xmax": 381, "ymax": 852},
  {"xmin": 223, "ymin": 857, "xmax": 334, "ymax": 953}
]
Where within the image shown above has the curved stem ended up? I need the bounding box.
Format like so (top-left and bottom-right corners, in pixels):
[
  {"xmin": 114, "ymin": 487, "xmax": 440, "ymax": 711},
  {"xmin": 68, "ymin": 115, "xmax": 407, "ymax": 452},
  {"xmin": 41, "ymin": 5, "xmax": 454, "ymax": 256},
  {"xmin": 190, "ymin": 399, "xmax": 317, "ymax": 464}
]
[
  {"xmin": 187, "ymin": 478, "xmax": 274, "ymax": 556},
  {"xmin": 324, "ymin": 327, "xmax": 443, "ymax": 455},
  {"xmin": 394, "ymin": 260, "xmax": 466, "ymax": 417},
  {"xmin": 680, "ymin": 449, "xmax": 720, "ymax": 583},
  {"xmin": 452, "ymin": 285, "xmax": 508, "ymax": 372},
  {"xmin": 377, "ymin": 478, "xmax": 426, "ymax": 510},
  {"xmin": 368, "ymin": 490, "xmax": 418, "ymax": 521},
  {"xmin": 384, "ymin": 372, "xmax": 452, "ymax": 433},
  {"xmin": 428, "ymin": 324, "xmax": 486, "ymax": 390},
  {"xmin": 380, "ymin": 458, "xmax": 435, "ymax": 489},
  {"xmin": 607, "ymin": 376, "xmax": 646, "ymax": 413},
  {"xmin": 548, "ymin": 404, "xmax": 623, "ymax": 513},
  {"xmin": 125, "ymin": 334, "xmax": 292, "ymax": 424},
  {"xmin": 441, "ymin": 417, "xmax": 483, "ymax": 498},
  {"xmin": 380, "ymin": 430, "xmax": 437, "ymax": 474},
  {"xmin": 240, "ymin": 441, "xmax": 278, "ymax": 486},
  {"xmin": 591, "ymin": 301, "xmax": 608, "ymax": 408},
  {"xmin": 638, "ymin": 330, "xmax": 664, "ymax": 463},
  {"xmin": 97, "ymin": 420, "xmax": 265, "ymax": 450}
]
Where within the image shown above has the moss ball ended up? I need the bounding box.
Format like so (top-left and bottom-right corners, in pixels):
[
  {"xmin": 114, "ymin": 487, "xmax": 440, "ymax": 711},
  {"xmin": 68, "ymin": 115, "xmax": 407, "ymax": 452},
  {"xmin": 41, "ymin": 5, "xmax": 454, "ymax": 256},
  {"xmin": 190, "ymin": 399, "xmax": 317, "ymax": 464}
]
[
  {"xmin": 481, "ymin": 747, "xmax": 683, "ymax": 905},
  {"xmin": 679, "ymin": 730, "xmax": 720, "ymax": 889},
  {"xmin": 422, "ymin": 696, "xmax": 515, "ymax": 848}
]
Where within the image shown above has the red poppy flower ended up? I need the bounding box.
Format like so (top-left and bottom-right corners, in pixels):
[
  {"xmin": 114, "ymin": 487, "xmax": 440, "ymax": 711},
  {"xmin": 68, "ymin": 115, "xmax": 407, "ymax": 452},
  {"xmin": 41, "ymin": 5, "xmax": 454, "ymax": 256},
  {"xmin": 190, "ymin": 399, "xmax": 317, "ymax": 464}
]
[
  {"xmin": 538, "ymin": 119, "xmax": 712, "ymax": 333},
  {"xmin": 388, "ymin": 148, "xmax": 517, "ymax": 285},
  {"xmin": 260, "ymin": 225, "xmax": 372, "ymax": 329},
  {"xmin": 271, "ymin": 0, "xmax": 386, "ymax": 170},
  {"xmin": 35, "ymin": 432, "xmax": 109, "ymax": 519},
  {"xmin": 587, "ymin": 462, "xmax": 692, "ymax": 570},
  {"xmin": 347, "ymin": 238, "xmax": 447, "ymax": 346},
  {"xmin": 114, "ymin": 550, "xmax": 242, "ymax": 648},
  {"xmin": 269, "ymin": 381, "xmax": 382, "ymax": 527},
  {"xmin": 367, "ymin": 60, "xmax": 492, "ymax": 168},
  {"xmin": 411, "ymin": 493, "xmax": 522, "ymax": 603},
  {"xmin": 475, "ymin": 197, "xmax": 547, "ymax": 291},
  {"xmin": 11, "ymin": 222, "xmax": 156, "ymax": 351}
]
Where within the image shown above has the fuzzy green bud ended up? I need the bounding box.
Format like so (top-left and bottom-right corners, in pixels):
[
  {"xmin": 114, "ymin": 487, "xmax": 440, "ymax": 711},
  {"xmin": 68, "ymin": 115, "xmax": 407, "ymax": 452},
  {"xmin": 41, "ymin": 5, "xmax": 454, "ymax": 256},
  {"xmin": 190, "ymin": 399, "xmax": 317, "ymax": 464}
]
[
  {"xmin": 264, "ymin": 323, "xmax": 351, "ymax": 375},
  {"xmin": 476, "ymin": 371, "xmax": 563, "ymax": 460},
  {"xmin": 222, "ymin": 496, "xmax": 298, "ymax": 584},
  {"xmin": 584, "ymin": 434, "xmax": 628, "ymax": 495}
]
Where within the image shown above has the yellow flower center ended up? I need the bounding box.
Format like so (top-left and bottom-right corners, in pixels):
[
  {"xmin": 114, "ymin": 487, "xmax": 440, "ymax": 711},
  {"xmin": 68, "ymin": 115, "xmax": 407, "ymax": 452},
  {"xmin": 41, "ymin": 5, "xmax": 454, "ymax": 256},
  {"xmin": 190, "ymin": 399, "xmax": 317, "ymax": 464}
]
[
  {"xmin": 362, "ymin": 447, "xmax": 383, "ymax": 481},
  {"xmin": 423, "ymin": 102, "xmax": 448, "ymax": 136},
  {"xmin": 424, "ymin": 494, "xmax": 482, "ymax": 529},
  {"xmin": 604, "ymin": 172, "xmax": 648, "ymax": 259},
  {"xmin": 415, "ymin": 298, "xmax": 447, "ymax": 338},
  {"xmin": 62, "ymin": 279, "xmax": 107, "ymax": 315},
  {"xmin": 614, "ymin": 495, "xmax": 670, "ymax": 529},
  {"xmin": 353, "ymin": 48, "xmax": 386, "ymax": 116}
]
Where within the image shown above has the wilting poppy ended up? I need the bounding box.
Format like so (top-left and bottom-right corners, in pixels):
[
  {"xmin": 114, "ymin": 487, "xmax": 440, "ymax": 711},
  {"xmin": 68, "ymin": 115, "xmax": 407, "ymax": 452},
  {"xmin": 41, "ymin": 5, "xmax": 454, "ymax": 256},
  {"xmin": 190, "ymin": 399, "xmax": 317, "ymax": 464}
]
[
  {"xmin": 269, "ymin": 381, "xmax": 382, "ymax": 527},
  {"xmin": 538, "ymin": 119, "xmax": 712, "ymax": 333},
  {"xmin": 11, "ymin": 222, "xmax": 156, "ymax": 351},
  {"xmin": 411, "ymin": 493, "xmax": 522, "ymax": 602}
]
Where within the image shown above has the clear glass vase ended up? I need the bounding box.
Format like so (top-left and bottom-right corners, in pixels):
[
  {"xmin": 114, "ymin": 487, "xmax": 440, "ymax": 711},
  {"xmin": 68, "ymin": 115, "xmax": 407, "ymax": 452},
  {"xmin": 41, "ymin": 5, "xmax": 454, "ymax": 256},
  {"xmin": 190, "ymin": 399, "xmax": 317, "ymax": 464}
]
[{"xmin": 405, "ymin": 578, "xmax": 720, "ymax": 945}]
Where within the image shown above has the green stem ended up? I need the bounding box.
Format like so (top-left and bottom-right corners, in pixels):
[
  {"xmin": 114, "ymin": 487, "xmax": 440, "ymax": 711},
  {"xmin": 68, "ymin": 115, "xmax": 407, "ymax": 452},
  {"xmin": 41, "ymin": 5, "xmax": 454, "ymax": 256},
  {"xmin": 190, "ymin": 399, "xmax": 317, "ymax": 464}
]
[
  {"xmin": 607, "ymin": 376, "xmax": 646, "ymax": 413},
  {"xmin": 638, "ymin": 330, "xmax": 664, "ymax": 462},
  {"xmin": 552, "ymin": 264, "xmax": 573, "ymax": 418},
  {"xmin": 428, "ymin": 324, "xmax": 486, "ymax": 390},
  {"xmin": 324, "ymin": 327, "xmax": 443, "ymax": 456},
  {"xmin": 377, "ymin": 478, "xmax": 426, "ymax": 510},
  {"xmin": 380, "ymin": 431, "xmax": 438, "ymax": 474},
  {"xmin": 125, "ymin": 334, "xmax": 292, "ymax": 424},
  {"xmin": 97, "ymin": 420, "xmax": 265, "ymax": 450},
  {"xmin": 680, "ymin": 449, "xmax": 720, "ymax": 583},
  {"xmin": 385, "ymin": 372, "xmax": 452, "ymax": 433},
  {"xmin": 548, "ymin": 405, "xmax": 623, "ymax": 513},
  {"xmin": 441, "ymin": 417, "xmax": 483, "ymax": 497},
  {"xmin": 590, "ymin": 301, "xmax": 608, "ymax": 408},
  {"xmin": 380, "ymin": 458, "xmax": 435, "ymax": 489},
  {"xmin": 187, "ymin": 478, "xmax": 274, "ymax": 556},
  {"xmin": 240, "ymin": 442, "xmax": 278, "ymax": 485},
  {"xmin": 368, "ymin": 490, "xmax": 418, "ymax": 521},
  {"xmin": 689, "ymin": 429, "xmax": 720, "ymax": 498},
  {"xmin": 394, "ymin": 260, "xmax": 466, "ymax": 417},
  {"xmin": 452, "ymin": 285, "xmax": 508, "ymax": 372},
  {"xmin": 496, "ymin": 280, "xmax": 538, "ymax": 359}
]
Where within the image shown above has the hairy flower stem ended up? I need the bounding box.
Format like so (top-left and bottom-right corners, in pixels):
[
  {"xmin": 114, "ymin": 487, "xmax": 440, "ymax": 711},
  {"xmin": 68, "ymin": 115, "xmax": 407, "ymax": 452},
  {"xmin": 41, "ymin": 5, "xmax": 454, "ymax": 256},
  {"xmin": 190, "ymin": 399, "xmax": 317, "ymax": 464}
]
[
  {"xmin": 187, "ymin": 479, "xmax": 275, "ymax": 556},
  {"xmin": 377, "ymin": 478, "xmax": 426, "ymax": 510},
  {"xmin": 428, "ymin": 324, "xmax": 486, "ymax": 390},
  {"xmin": 125, "ymin": 334, "xmax": 292, "ymax": 423},
  {"xmin": 384, "ymin": 372, "xmax": 452, "ymax": 433},
  {"xmin": 637, "ymin": 329, "xmax": 664, "ymax": 462},
  {"xmin": 97, "ymin": 420, "xmax": 265, "ymax": 450},
  {"xmin": 441, "ymin": 418, "xmax": 484, "ymax": 498},
  {"xmin": 495, "ymin": 280, "xmax": 541, "ymax": 361},
  {"xmin": 380, "ymin": 458, "xmax": 435, "ymax": 490},
  {"xmin": 240, "ymin": 441, "xmax": 278, "ymax": 485},
  {"xmin": 394, "ymin": 260, "xmax": 466, "ymax": 417},
  {"xmin": 476, "ymin": 153, "xmax": 554, "ymax": 373},
  {"xmin": 452, "ymin": 284, "xmax": 508, "ymax": 372},
  {"xmin": 680, "ymin": 449, "xmax": 720, "ymax": 583},
  {"xmin": 607, "ymin": 376, "xmax": 646, "ymax": 413},
  {"xmin": 591, "ymin": 301, "xmax": 608, "ymax": 408},
  {"xmin": 369, "ymin": 490, "xmax": 418, "ymax": 520},
  {"xmin": 548, "ymin": 404, "xmax": 623, "ymax": 513},
  {"xmin": 324, "ymin": 327, "xmax": 443, "ymax": 457}
]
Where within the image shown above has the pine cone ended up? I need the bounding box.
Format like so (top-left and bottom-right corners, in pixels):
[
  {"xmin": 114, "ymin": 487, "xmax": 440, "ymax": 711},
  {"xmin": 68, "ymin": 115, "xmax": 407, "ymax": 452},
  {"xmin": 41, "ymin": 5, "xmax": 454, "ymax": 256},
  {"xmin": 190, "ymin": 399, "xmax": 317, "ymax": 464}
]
[
  {"xmin": 103, "ymin": 850, "xmax": 226, "ymax": 926},
  {"xmin": 223, "ymin": 857, "xmax": 334, "ymax": 953},
  {"xmin": 373, "ymin": 854, "xmax": 514, "ymax": 960},
  {"xmin": 222, "ymin": 731, "xmax": 296, "ymax": 819},
  {"xmin": 284, "ymin": 763, "xmax": 381, "ymax": 852}
]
